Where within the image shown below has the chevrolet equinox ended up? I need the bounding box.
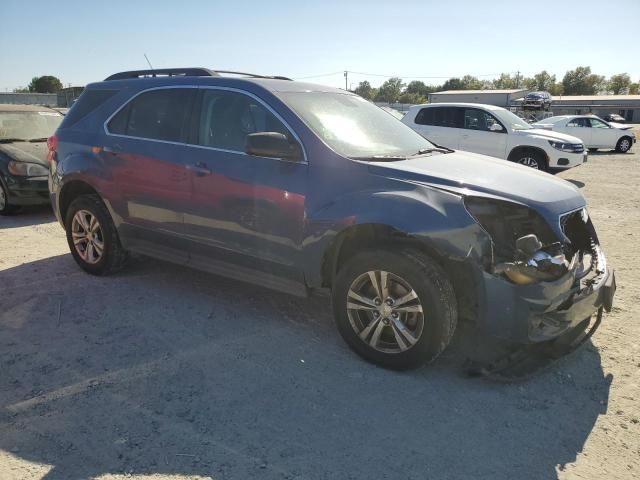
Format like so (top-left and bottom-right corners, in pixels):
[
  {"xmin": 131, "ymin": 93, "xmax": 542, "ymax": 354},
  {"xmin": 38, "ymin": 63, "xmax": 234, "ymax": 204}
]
[{"xmin": 48, "ymin": 68, "xmax": 616, "ymax": 371}]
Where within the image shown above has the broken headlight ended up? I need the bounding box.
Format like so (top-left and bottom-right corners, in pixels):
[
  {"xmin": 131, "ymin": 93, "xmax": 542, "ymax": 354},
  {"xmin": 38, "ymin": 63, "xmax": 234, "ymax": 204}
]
[{"xmin": 464, "ymin": 197, "xmax": 569, "ymax": 285}]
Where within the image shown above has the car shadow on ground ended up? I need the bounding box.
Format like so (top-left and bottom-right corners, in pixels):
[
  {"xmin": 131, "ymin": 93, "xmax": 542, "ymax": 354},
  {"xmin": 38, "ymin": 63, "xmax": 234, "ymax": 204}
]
[
  {"xmin": 565, "ymin": 179, "xmax": 586, "ymax": 189},
  {"xmin": 0, "ymin": 205, "xmax": 54, "ymax": 229},
  {"xmin": 0, "ymin": 254, "xmax": 612, "ymax": 479}
]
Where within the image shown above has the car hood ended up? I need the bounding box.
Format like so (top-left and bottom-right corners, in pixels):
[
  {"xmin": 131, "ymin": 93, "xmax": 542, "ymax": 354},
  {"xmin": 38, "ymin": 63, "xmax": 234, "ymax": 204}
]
[
  {"xmin": 368, "ymin": 150, "xmax": 585, "ymax": 219},
  {"xmin": 0, "ymin": 141, "xmax": 48, "ymax": 166},
  {"xmin": 516, "ymin": 128, "xmax": 583, "ymax": 144},
  {"xmin": 608, "ymin": 122, "xmax": 633, "ymax": 130}
]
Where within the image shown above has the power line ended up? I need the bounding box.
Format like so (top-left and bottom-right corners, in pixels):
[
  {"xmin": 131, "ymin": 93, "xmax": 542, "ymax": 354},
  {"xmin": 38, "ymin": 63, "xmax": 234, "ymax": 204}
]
[
  {"xmin": 349, "ymin": 70, "xmax": 519, "ymax": 79},
  {"xmin": 293, "ymin": 70, "xmax": 520, "ymax": 81},
  {"xmin": 293, "ymin": 71, "xmax": 344, "ymax": 80}
]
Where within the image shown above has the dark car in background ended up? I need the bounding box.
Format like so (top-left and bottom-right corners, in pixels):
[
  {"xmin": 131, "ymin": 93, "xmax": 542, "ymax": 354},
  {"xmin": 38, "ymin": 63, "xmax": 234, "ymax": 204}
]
[
  {"xmin": 604, "ymin": 113, "xmax": 626, "ymax": 123},
  {"xmin": 523, "ymin": 91, "xmax": 552, "ymax": 110},
  {"xmin": 48, "ymin": 68, "xmax": 615, "ymax": 372},
  {"xmin": 0, "ymin": 104, "xmax": 63, "ymax": 214}
]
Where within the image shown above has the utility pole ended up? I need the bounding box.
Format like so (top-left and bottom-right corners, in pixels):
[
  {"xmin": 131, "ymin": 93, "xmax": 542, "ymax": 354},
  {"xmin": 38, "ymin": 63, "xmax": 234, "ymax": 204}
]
[
  {"xmin": 515, "ymin": 70, "xmax": 521, "ymax": 88},
  {"xmin": 344, "ymin": 71, "xmax": 348, "ymax": 90}
]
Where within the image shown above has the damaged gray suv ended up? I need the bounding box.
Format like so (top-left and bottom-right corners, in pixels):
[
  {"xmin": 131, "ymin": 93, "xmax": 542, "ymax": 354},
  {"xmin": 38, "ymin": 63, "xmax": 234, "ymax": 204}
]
[{"xmin": 49, "ymin": 69, "xmax": 616, "ymax": 375}]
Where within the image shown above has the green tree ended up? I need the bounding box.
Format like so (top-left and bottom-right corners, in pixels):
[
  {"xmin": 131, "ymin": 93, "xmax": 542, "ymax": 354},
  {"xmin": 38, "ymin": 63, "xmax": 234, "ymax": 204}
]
[
  {"xmin": 630, "ymin": 83, "xmax": 639, "ymax": 95},
  {"xmin": 608, "ymin": 73, "xmax": 631, "ymax": 94},
  {"xmin": 523, "ymin": 70, "xmax": 563, "ymax": 95},
  {"xmin": 441, "ymin": 77, "xmax": 464, "ymax": 90},
  {"xmin": 405, "ymin": 80, "xmax": 438, "ymax": 97},
  {"xmin": 398, "ymin": 92, "xmax": 426, "ymax": 104},
  {"xmin": 460, "ymin": 75, "xmax": 484, "ymax": 90},
  {"xmin": 12, "ymin": 87, "xmax": 30, "ymax": 93},
  {"xmin": 375, "ymin": 77, "xmax": 405, "ymax": 103},
  {"xmin": 528, "ymin": 71, "xmax": 556, "ymax": 91},
  {"xmin": 562, "ymin": 67, "xmax": 605, "ymax": 95},
  {"xmin": 28, "ymin": 75, "xmax": 63, "ymax": 93},
  {"xmin": 354, "ymin": 80, "xmax": 376, "ymax": 100},
  {"xmin": 492, "ymin": 73, "xmax": 519, "ymax": 89}
]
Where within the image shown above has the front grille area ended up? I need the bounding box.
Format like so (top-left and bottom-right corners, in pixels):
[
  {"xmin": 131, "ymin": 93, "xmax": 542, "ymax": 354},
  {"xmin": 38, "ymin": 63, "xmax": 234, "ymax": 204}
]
[{"xmin": 567, "ymin": 144, "xmax": 585, "ymax": 154}]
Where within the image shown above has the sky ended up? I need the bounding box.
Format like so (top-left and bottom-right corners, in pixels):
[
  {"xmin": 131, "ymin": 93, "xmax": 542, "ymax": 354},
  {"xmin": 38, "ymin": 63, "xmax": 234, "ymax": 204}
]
[{"xmin": 1, "ymin": 0, "xmax": 639, "ymax": 92}]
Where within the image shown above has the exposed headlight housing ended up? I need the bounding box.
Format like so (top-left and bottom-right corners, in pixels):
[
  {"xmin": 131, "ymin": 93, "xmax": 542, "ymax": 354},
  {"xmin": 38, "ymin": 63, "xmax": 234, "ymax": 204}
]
[
  {"xmin": 7, "ymin": 161, "xmax": 49, "ymax": 177},
  {"xmin": 464, "ymin": 197, "xmax": 569, "ymax": 284},
  {"xmin": 548, "ymin": 140, "xmax": 582, "ymax": 153}
]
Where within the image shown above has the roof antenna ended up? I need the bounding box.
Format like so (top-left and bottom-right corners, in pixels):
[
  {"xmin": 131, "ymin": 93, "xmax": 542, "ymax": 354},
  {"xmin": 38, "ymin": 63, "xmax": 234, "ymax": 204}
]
[{"xmin": 144, "ymin": 54, "xmax": 154, "ymax": 70}]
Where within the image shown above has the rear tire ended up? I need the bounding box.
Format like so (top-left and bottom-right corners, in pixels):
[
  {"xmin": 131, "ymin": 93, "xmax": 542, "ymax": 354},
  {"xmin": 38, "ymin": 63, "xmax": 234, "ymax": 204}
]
[
  {"xmin": 616, "ymin": 136, "xmax": 632, "ymax": 153},
  {"xmin": 332, "ymin": 248, "xmax": 457, "ymax": 370},
  {"xmin": 64, "ymin": 194, "xmax": 127, "ymax": 275}
]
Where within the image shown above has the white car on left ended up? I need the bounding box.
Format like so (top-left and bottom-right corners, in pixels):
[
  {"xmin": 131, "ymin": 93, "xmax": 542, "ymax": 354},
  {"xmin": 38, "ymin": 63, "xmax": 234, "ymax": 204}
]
[{"xmin": 532, "ymin": 115, "xmax": 636, "ymax": 153}]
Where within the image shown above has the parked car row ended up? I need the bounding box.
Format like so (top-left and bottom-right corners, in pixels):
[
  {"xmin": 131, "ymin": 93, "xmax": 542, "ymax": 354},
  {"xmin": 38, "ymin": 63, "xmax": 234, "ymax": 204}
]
[
  {"xmin": 41, "ymin": 68, "xmax": 616, "ymax": 372},
  {"xmin": 401, "ymin": 103, "xmax": 587, "ymax": 171}
]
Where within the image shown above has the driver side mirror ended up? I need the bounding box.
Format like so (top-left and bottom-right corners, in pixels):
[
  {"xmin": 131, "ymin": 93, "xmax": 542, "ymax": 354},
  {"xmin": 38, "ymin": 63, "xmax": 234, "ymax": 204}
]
[
  {"xmin": 489, "ymin": 123, "xmax": 503, "ymax": 132},
  {"xmin": 245, "ymin": 132, "xmax": 302, "ymax": 161}
]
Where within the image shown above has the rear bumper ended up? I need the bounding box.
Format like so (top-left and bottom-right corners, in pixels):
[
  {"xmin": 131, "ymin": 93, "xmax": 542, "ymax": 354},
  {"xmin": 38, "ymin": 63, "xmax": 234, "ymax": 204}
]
[
  {"xmin": 477, "ymin": 261, "xmax": 615, "ymax": 344},
  {"xmin": 1, "ymin": 174, "xmax": 50, "ymax": 206}
]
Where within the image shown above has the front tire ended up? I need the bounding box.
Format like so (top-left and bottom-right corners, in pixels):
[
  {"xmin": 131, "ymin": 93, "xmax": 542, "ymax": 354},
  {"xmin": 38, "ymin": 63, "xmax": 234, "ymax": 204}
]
[
  {"xmin": 332, "ymin": 248, "xmax": 457, "ymax": 370},
  {"xmin": 511, "ymin": 149, "xmax": 547, "ymax": 171},
  {"xmin": 0, "ymin": 181, "xmax": 17, "ymax": 215},
  {"xmin": 616, "ymin": 137, "xmax": 632, "ymax": 153},
  {"xmin": 64, "ymin": 194, "xmax": 127, "ymax": 275}
]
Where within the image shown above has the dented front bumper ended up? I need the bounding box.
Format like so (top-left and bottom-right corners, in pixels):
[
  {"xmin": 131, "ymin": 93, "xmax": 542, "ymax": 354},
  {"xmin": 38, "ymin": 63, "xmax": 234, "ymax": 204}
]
[{"xmin": 477, "ymin": 260, "xmax": 615, "ymax": 344}]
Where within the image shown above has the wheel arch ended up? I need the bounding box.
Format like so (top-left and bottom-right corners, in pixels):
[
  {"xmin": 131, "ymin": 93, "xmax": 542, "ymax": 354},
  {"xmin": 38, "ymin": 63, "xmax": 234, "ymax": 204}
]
[
  {"xmin": 58, "ymin": 179, "xmax": 102, "ymax": 225},
  {"xmin": 507, "ymin": 145, "xmax": 549, "ymax": 165}
]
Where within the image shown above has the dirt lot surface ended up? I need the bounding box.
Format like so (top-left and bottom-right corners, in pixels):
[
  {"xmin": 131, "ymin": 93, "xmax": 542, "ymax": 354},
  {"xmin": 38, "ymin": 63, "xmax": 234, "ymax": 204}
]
[{"xmin": 1, "ymin": 149, "xmax": 639, "ymax": 480}]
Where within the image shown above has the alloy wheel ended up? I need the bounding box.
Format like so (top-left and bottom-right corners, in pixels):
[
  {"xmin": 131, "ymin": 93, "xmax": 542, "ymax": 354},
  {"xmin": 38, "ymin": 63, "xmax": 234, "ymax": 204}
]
[
  {"xmin": 346, "ymin": 270, "xmax": 424, "ymax": 353},
  {"xmin": 71, "ymin": 210, "xmax": 104, "ymax": 264},
  {"xmin": 519, "ymin": 156, "xmax": 540, "ymax": 169},
  {"xmin": 619, "ymin": 139, "xmax": 631, "ymax": 152}
]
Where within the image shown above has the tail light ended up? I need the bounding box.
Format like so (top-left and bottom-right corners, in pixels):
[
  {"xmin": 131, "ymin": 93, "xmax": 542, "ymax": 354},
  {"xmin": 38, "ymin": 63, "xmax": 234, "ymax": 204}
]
[{"xmin": 47, "ymin": 135, "xmax": 58, "ymax": 163}]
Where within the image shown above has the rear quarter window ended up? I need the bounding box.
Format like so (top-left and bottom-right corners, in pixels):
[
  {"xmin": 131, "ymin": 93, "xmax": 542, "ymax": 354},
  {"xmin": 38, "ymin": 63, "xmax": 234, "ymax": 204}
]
[{"xmin": 61, "ymin": 89, "xmax": 118, "ymax": 128}]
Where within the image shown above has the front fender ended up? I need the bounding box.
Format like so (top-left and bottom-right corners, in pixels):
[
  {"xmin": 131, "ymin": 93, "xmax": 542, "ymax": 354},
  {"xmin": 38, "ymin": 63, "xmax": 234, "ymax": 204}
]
[{"xmin": 301, "ymin": 184, "xmax": 491, "ymax": 288}]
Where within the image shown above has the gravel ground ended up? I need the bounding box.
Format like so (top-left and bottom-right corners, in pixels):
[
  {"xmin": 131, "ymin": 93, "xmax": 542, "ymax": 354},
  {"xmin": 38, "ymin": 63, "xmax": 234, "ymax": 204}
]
[{"xmin": 1, "ymin": 149, "xmax": 639, "ymax": 480}]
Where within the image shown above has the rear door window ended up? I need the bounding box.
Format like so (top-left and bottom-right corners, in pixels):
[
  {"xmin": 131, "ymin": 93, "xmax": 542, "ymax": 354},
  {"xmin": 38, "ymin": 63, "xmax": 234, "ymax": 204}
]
[
  {"xmin": 196, "ymin": 89, "xmax": 288, "ymax": 152},
  {"xmin": 107, "ymin": 88, "xmax": 196, "ymax": 142},
  {"xmin": 434, "ymin": 107, "xmax": 463, "ymax": 128}
]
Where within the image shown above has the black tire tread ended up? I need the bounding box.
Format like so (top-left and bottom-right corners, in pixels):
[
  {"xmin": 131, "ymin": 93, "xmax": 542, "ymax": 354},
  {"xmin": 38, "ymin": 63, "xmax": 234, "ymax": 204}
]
[
  {"xmin": 616, "ymin": 136, "xmax": 633, "ymax": 153},
  {"xmin": 65, "ymin": 194, "xmax": 127, "ymax": 275},
  {"xmin": 332, "ymin": 247, "xmax": 458, "ymax": 370}
]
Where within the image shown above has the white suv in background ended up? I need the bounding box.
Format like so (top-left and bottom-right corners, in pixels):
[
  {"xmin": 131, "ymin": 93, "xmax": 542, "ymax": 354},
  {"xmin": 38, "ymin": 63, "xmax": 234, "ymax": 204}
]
[{"xmin": 402, "ymin": 103, "xmax": 587, "ymax": 171}]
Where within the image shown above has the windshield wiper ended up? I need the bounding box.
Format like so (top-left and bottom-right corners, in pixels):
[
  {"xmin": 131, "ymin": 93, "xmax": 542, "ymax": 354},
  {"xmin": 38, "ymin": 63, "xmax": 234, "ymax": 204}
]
[
  {"xmin": 412, "ymin": 146, "xmax": 454, "ymax": 155},
  {"xmin": 351, "ymin": 155, "xmax": 408, "ymax": 162},
  {"xmin": 29, "ymin": 137, "xmax": 48, "ymax": 143},
  {"xmin": 0, "ymin": 138, "xmax": 29, "ymax": 144}
]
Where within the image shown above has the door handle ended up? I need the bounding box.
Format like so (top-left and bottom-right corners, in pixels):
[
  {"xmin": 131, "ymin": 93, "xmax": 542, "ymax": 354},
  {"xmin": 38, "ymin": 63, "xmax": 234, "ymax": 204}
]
[{"xmin": 187, "ymin": 162, "xmax": 211, "ymax": 176}]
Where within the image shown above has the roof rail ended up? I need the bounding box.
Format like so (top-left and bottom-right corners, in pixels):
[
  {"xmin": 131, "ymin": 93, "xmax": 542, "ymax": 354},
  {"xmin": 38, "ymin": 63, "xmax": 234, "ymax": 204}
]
[
  {"xmin": 104, "ymin": 68, "xmax": 292, "ymax": 82},
  {"xmin": 214, "ymin": 70, "xmax": 292, "ymax": 81},
  {"xmin": 104, "ymin": 68, "xmax": 218, "ymax": 81}
]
